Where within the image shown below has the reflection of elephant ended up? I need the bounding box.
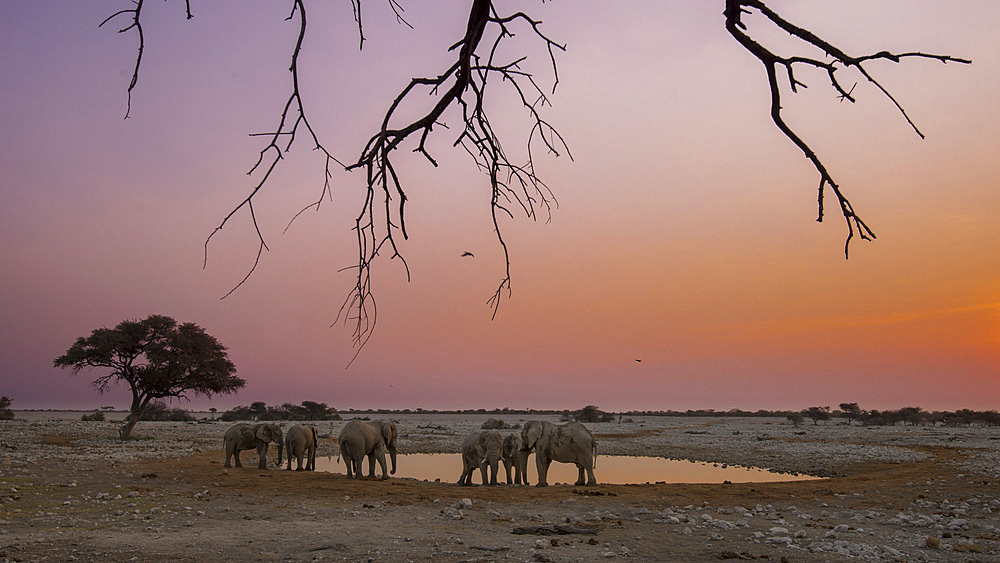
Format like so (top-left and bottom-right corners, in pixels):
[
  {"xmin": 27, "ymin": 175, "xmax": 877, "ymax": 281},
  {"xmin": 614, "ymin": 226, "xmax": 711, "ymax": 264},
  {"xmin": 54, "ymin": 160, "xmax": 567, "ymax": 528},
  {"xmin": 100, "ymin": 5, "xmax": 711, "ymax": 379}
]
[
  {"xmin": 339, "ymin": 420, "xmax": 398, "ymax": 479},
  {"xmin": 501, "ymin": 433, "xmax": 528, "ymax": 485},
  {"xmin": 521, "ymin": 420, "xmax": 597, "ymax": 486},
  {"xmin": 458, "ymin": 430, "xmax": 502, "ymax": 486},
  {"xmin": 285, "ymin": 425, "xmax": 318, "ymax": 471},
  {"xmin": 223, "ymin": 423, "xmax": 283, "ymax": 469}
]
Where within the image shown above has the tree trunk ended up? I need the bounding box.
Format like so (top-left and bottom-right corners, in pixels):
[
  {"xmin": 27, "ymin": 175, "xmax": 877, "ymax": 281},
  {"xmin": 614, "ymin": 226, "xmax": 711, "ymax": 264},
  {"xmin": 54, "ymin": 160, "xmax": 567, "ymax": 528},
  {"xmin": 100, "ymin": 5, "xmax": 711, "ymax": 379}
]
[
  {"xmin": 119, "ymin": 415, "xmax": 139, "ymax": 440},
  {"xmin": 119, "ymin": 396, "xmax": 148, "ymax": 440}
]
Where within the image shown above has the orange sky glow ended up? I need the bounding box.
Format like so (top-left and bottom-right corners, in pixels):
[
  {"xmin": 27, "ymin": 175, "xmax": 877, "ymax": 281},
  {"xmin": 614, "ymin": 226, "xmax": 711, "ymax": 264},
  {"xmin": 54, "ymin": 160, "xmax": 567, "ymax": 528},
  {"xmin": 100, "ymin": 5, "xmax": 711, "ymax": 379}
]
[{"xmin": 1, "ymin": 1, "xmax": 997, "ymax": 412}]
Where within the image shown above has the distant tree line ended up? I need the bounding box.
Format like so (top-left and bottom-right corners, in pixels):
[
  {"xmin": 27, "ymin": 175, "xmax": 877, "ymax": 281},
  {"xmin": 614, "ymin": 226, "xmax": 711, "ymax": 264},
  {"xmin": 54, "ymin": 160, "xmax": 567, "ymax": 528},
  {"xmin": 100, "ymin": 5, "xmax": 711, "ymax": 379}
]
[
  {"xmin": 788, "ymin": 404, "xmax": 1000, "ymax": 427},
  {"xmin": 0, "ymin": 396, "xmax": 15, "ymax": 420},
  {"xmin": 220, "ymin": 401, "xmax": 341, "ymax": 422}
]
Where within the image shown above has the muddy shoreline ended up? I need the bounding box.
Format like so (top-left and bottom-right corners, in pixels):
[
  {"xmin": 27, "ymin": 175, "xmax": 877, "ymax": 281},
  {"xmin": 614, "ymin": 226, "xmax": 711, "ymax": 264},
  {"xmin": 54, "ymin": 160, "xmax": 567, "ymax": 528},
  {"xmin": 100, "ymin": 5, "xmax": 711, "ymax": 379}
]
[{"xmin": 1, "ymin": 415, "xmax": 998, "ymax": 561}]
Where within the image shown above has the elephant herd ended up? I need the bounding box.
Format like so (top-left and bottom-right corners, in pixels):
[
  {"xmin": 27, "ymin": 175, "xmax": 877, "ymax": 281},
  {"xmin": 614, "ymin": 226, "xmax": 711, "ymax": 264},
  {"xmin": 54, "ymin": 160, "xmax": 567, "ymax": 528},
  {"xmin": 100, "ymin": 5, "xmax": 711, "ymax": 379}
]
[{"xmin": 222, "ymin": 419, "xmax": 598, "ymax": 487}]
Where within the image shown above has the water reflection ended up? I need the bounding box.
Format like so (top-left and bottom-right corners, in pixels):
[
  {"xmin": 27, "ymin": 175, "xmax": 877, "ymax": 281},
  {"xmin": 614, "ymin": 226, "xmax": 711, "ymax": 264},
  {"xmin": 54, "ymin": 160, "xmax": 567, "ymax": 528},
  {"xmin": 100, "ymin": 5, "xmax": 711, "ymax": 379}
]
[{"xmin": 314, "ymin": 454, "xmax": 817, "ymax": 484}]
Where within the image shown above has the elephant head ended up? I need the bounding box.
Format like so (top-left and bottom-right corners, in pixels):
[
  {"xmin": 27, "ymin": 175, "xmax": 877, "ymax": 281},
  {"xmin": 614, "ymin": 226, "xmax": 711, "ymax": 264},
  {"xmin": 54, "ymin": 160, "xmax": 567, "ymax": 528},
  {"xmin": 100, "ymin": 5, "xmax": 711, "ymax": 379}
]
[
  {"xmin": 521, "ymin": 420, "xmax": 544, "ymax": 453},
  {"xmin": 380, "ymin": 421, "xmax": 398, "ymax": 475},
  {"xmin": 501, "ymin": 433, "xmax": 527, "ymax": 485},
  {"xmin": 257, "ymin": 423, "xmax": 283, "ymax": 467},
  {"xmin": 478, "ymin": 430, "xmax": 502, "ymax": 485}
]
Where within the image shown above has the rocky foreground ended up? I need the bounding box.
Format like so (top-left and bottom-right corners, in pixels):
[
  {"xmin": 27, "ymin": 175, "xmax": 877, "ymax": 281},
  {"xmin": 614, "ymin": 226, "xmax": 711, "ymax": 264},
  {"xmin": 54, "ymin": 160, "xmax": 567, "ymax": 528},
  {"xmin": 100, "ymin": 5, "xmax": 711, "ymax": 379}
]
[{"xmin": 1, "ymin": 414, "xmax": 998, "ymax": 561}]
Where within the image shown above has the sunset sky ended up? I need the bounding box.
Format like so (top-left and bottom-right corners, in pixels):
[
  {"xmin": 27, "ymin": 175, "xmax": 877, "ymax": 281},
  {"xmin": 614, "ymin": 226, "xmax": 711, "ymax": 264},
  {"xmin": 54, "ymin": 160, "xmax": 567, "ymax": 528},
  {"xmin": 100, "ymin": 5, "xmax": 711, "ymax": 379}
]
[{"xmin": 2, "ymin": 1, "xmax": 997, "ymax": 412}]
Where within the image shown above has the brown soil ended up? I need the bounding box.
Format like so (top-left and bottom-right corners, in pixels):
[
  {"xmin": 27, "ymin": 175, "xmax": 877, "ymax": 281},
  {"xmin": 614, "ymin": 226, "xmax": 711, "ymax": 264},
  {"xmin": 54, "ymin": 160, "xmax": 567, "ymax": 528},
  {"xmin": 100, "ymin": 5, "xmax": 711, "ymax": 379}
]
[{"xmin": 2, "ymin": 420, "xmax": 998, "ymax": 562}]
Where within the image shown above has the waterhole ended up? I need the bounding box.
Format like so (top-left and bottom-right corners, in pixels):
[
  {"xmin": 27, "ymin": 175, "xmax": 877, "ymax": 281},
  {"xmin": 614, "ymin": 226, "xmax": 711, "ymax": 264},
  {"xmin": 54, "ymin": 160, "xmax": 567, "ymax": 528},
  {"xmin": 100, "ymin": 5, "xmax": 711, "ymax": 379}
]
[{"xmin": 313, "ymin": 454, "xmax": 818, "ymax": 484}]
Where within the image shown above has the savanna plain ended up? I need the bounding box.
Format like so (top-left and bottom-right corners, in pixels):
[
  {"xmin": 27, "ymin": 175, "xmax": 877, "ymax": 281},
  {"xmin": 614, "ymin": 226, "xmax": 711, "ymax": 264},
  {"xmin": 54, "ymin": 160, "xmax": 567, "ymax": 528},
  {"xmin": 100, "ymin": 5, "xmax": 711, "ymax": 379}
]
[{"xmin": 2, "ymin": 413, "xmax": 999, "ymax": 562}]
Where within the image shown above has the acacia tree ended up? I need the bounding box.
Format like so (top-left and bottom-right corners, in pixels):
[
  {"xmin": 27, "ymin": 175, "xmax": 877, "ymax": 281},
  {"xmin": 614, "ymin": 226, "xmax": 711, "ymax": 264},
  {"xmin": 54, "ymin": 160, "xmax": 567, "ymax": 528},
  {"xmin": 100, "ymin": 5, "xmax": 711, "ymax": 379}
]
[
  {"xmin": 802, "ymin": 405, "xmax": 831, "ymax": 425},
  {"xmin": 839, "ymin": 402, "xmax": 863, "ymax": 425},
  {"xmin": 99, "ymin": 1, "xmax": 969, "ymax": 353},
  {"xmin": 54, "ymin": 314, "xmax": 245, "ymax": 439}
]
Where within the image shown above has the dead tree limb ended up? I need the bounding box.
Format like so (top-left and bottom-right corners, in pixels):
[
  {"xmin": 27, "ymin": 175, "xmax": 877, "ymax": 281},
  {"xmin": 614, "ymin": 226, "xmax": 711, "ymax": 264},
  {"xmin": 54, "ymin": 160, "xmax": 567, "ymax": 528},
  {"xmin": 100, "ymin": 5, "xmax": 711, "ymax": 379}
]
[
  {"xmin": 724, "ymin": 0, "xmax": 970, "ymax": 257},
  {"xmin": 338, "ymin": 0, "xmax": 568, "ymax": 359}
]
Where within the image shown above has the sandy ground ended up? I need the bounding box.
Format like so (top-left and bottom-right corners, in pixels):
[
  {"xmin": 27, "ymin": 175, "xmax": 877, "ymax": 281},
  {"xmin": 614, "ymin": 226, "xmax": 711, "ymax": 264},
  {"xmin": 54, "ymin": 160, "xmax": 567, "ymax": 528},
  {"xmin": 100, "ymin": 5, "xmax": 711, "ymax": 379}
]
[{"xmin": 1, "ymin": 413, "xmax": 998, "ymax": 561}]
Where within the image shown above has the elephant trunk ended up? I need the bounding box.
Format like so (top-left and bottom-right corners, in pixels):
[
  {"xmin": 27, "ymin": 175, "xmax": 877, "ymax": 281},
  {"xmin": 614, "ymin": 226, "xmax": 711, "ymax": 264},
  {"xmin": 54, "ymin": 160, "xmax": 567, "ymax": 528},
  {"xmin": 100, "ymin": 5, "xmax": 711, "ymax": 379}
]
[
  {"xmin": 276, "ymin": 441, "xmax": 283, "ymax": 467},
  {"xmin": 485, "ymin": 453, "xmax": 500, "ymax": 484},
  {"xmin": 389, "ymin": 448, "xmax": 397, "ymax": 475}
]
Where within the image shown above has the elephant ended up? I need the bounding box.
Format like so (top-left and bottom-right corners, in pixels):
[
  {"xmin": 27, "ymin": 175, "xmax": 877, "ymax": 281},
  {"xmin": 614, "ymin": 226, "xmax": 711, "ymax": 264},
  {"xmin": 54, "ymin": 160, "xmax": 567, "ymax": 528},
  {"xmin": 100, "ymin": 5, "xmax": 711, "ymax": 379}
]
[
  {"xmin": 521, "ymin": 420, "xmax": 597, "ymax": 487},
  {"xmin": 458, "ymin": 430, "xmax": 502, "ymax": 486},
  {"xmin": 339, "ymin": 420, "xmax": 398, "ymax": 479},
  {"xmin": 223, "ymin": 423, "xmax": 283, "ymax": 469},
  {"xmin": 501, "ymin": 432, "xmax": 528, "ymax": 485},
  {"xmin": 284, "ymin": 424, "xmax": 318, "ymax": 471}
]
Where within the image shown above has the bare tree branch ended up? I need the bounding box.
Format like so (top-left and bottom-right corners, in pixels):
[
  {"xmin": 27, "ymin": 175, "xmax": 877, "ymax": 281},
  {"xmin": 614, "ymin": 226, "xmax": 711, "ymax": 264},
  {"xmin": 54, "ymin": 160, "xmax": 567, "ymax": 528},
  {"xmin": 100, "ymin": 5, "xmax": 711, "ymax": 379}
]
[
  {"xmin": 101, "ymin": 1, "xmax": 969, "ymax": 359},
  {"xmin": 725, "ymin": 0, "xmax": 970, "ymax": 256},
  {"xmin": 336, "ymin": 0, "xmax": 568, "ymax": 355},
  {"xmin": 200, "ymin": 0, "xmax": 345, "ymax": 299}
]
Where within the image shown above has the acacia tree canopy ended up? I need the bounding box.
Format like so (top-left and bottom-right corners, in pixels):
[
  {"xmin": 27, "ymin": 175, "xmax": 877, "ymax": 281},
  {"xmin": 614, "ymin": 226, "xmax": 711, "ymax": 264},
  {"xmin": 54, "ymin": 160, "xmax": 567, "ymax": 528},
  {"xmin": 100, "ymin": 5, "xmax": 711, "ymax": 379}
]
[{"xmin": 54, "ymin": 314, "xmax": 244, "ymax": 439}]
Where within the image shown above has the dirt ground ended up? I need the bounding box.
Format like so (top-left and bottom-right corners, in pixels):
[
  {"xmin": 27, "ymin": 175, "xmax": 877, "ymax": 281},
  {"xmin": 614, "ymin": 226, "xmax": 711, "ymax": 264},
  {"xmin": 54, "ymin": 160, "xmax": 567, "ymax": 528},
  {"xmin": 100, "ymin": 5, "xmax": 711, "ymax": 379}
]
[{"xmin": 1, "ymin": 414, "xmax": 998, "ymax": 561}]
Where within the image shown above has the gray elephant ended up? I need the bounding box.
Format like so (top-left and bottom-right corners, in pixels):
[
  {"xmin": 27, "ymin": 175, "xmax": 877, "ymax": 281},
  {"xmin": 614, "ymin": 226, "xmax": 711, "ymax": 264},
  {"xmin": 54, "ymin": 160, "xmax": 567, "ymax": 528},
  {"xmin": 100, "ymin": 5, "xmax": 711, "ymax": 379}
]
[
  {"xmin": 285, "ymin": 424, "xmax": 318, "ymax": 471},
  {"xmin": 501, "ymin": 432, "xmax": 528, "ymax": 485},
  {"xmin": 458, "ymin": 430, "xmax": 502, "ymax": 486},
  {"xmin": 521, "ymin": 420, "xmax": 597, "ymax": 487},
  {"xmin": 339, "ymin": 420, "xmax": 398, "ymax": 479},
  {"xmin": 223, "ymin": 423, "xmax": 283, "ymax": 469}
]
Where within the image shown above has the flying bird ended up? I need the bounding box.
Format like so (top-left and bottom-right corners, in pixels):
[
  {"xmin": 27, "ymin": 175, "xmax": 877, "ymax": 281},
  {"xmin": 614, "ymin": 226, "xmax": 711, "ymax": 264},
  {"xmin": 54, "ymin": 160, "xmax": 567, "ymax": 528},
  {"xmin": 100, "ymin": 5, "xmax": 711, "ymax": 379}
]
[
  {"xmin": 460, "ymin": 251, "xmax": 475, "ymax": 257},
  {"xmin": 635, "ymin": 359, "xmax": 642, "ymax": 363}
]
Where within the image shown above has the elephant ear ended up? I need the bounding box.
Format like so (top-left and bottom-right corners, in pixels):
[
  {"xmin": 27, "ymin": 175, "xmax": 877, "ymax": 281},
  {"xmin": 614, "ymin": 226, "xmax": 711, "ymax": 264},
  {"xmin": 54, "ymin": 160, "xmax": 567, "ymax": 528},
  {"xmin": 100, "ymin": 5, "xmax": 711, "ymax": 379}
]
[
  {"xmin": 523, "ymin": 423, "xmax": 542, "ymax": 451},
  {"xmin": 256, "ymin": 425, "xmax": 271, "ymax": 442},
  {"xmin": 381, "ymin": 422, "xmax": 395, "ymax": 445}
]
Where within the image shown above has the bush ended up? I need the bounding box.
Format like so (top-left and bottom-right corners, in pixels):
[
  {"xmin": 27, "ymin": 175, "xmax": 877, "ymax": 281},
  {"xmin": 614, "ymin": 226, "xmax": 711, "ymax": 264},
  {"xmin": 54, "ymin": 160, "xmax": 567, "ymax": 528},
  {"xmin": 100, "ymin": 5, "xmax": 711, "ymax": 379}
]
[
  {"xmin": 220, "ymin": 401, "xmax": 342, "ymax": 422},
  {"xmin": 82, "ymin": 411, "xmax": 105, "ymax": 421},
  {"xmin": 481, "ymin": 418, "xmax": 509, "ymax": 429},
  {"xmin": 0, "ymin": 396, "xmax": 14, "ymax": 420},
  {"xmin": 573, "ymin": 405, "xmax": 614, "ymax": 423},
  {"xmin": 140, "ymin": 401, "xmax": 195, "ymax": 421}
]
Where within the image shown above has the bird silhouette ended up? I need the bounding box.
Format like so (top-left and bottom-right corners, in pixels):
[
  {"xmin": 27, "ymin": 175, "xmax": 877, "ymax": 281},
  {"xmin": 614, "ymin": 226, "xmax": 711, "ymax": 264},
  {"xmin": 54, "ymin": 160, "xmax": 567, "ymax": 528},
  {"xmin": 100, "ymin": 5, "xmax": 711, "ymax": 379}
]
[
  {"xmin": 460, "ymin": 251, "xmax": 475, "ymax": 257},
  {"xmin": 635, "ymin": 359, "xmax": 642, "ymax": 363}
]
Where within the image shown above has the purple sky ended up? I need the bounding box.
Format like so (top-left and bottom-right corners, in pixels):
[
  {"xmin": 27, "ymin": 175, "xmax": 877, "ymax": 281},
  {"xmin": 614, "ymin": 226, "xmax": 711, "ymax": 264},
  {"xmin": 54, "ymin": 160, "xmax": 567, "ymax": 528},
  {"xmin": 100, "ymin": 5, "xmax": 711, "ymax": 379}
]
[{"xmin": 1, "ymin": 1, "xmax": 998, "ymax": 412}]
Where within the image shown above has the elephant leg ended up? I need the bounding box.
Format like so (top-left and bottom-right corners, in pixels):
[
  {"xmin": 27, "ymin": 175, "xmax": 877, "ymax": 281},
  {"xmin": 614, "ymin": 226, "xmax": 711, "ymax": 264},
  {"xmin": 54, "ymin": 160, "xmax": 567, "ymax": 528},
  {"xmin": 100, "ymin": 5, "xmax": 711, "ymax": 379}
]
[
  {"xmin": 535, "ymin": 455, "xmax": 550, "ymax": 487},
  {"xmin": 234, "ymin": 450, "xmax": 243, "ymax": 468},
  {"xmin": 575, "ymin": 465, "xmax": 585, "ymax": 486},
  {"xmin": 377, "ymin": 453, "xmax": 388, "ymax": 479},
  {"xmin": 224, "ymin": 449, "xmax": 233, "ymax": 468},
  {"xmin": 585, "ymin": 465, "xmax": 597, "ymax": 485},
  {"xmin": 257, "ymin": 444, "xmax": 269, "ymax": 469}
]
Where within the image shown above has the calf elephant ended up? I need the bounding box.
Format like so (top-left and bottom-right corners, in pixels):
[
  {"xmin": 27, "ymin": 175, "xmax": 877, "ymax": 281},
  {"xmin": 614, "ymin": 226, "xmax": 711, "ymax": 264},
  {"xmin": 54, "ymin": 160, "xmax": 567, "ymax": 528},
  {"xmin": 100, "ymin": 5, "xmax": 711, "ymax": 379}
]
[
  {"xmin": 223, "ymin": 423, "xmax": 283, "ymax": 469},
  {"xmin": 501, "ymin": 433, "xmax": 528, "ymax": 485},
  {"xmin": 339, "ymin": 420, "xmax": 398, "ymax": 479},
  {"xmin": 285, "ymin": 424, "xmax": 318, "ymax": 471},
  {"xmin": 458, "ymin": 430, "xmax": 502, "ymax": 486},
  {"xmin": 521, "ymin": 420, "xmax": 597, "ymax": 487}
]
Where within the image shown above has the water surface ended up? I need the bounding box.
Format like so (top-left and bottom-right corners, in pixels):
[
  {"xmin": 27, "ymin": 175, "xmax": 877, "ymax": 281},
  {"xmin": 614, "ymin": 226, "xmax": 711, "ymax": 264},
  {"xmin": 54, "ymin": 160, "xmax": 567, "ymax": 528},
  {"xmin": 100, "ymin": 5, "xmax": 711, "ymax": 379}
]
[{"xmin": 314, "ymin": 453, "xmax": 818, "ymax": 484}]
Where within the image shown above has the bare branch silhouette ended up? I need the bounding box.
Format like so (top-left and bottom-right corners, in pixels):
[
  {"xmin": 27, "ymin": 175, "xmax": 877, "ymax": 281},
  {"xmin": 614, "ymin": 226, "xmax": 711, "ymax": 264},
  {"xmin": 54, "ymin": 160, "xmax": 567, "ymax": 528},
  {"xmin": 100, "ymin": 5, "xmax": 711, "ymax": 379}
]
[
  {"xmin": 200, "ymin": 0, "xmax": 345, "ymax": 299},
  {"xmin": 338, "ymin": 0, "xmax": 568, "ymax": 353},
  {"xmin": 724, "ymin": 0, "xmax": 970, "ymax": 256},
  {"xmin": 100, "ymin": 1, "xmax": 969, "ymax": 357}
]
